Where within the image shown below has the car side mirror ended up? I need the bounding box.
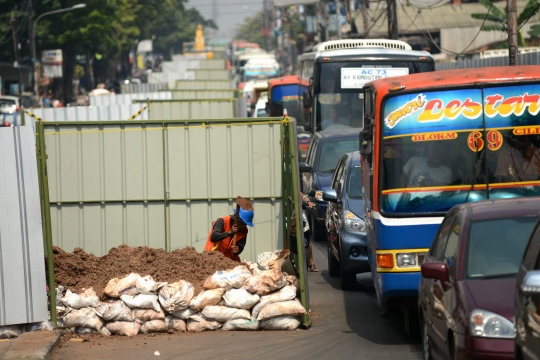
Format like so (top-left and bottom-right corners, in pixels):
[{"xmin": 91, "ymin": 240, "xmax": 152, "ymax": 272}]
[
  {"xmin": 421, "ymin": 262, "xmax": 451, "ymax": 291},
  {"xmin": 359, "ymin": 130, "xmax": 372, "ymax": 155},
  {"xmin": 299, "ymin": 162, "xmax": 312, "ymax": 173},
  {"xmin": 520, "ymin": 271, "xmax": 540, "ymax": 296},
  {"xmin": 322, "ymin": 189, "xmax": 338, "ymax": 202},
  {"xmin": 303, "ymin": 90, "xmax": 312, "ymax": 109}
]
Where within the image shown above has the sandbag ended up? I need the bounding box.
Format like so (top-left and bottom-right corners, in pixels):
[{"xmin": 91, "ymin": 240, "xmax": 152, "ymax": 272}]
[
  {"xmin": 104, "ymin": 273, "xmax": 166, "ymax": 298},
  {"xmin": 120, "ymin": 294, "xmax": 160, "ymax": 312},
  {"xmin": 190, "ymin": 288, "xmax": 226, "ymax": 310},
  {"xmin": 187, "ymin": 314, "xmax": 222, "ymax": 332},
  {"xmin": 105, "ymin": 321, "xmax": 141, "ymax": 336},
  {"xmin": 257, "ymin": 299, "xmax": 306, "ymax": 321},
  {"xmin": 141, "ymin": 320, "xmax": 168, "ymax": 334},
  {"xmin": 62, "ymin": 308, "xmax": 104, "ymax": 331},
  {"xmin": 97, "ymin": 300, "xmax": 133, "ymax": 322},
  {"xmin": 169, "ymin": 308, "xmax": 197, "ymax": 320},
  {"xmin": 76, "ymin": 327, "xmax": 96, "ymax": 335},
  {"xmin": 100, "ymin": 327, "xmax": 111, "ymax": 336},
  {"xmin": 61, "ymin": 288, "xmax": 100, "ymax": 309},
  {"xmin": 251, "ymin": 285, "xmax": 297, "ymax": 319},
  {"xmin": 260, "ymin": 316, "xmax": 300, "ymax": 331},
  {"xmin": 257, "ymin": 251, "xmax": 280, "ymax": 270},
  {"xmin": 222, "ymin": 319, "xmax": 260, "ymax": 331},
  {"xmin": 201, "ymin": 306, "xmax": 251, "ymax": 322},
  {"xmin": 268, "ymin": 250, "xmax": 291, "ymax": 271},
  {"xmin": 158, "ymin": 281, "xmax": 194, "ymax": 313},
  {"xmin": 203, "ymin": 266, "xmax": 252, "ymax": 290},
  {"xmin": 165, "ymin": 315, "xmax": 186, "ymax": 332},
  {"xmin": 284, "ymin": 274, "xmax": 299, "ymax": 289},
  {"xmin": 132, "ymin": 308, "xmax": 166, "ymax": 322},
  {"xmin": 222, "ymin": 288, "xmax": 260, "ymax": 310},
  {"xmin": 243, "ymin": 269, "xmax": 287, "ymax": 296}
]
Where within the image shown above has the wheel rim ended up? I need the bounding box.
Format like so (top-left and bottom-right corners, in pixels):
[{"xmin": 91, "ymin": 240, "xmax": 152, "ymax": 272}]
[{"xmin": 423, "ymin": 322, "xmax": 430, "ymax": 360}]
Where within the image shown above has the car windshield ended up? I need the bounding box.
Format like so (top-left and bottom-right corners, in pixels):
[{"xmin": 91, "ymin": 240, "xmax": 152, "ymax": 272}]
[
  {"xmin": 0, "ymin": 99, "xmax": 16, "ymax": 108},
  {"xmin": 347, "ymin": 165, "xmax": 362, "ymax": 198},
  {"xmin": 315, "ymin": 93, "xmax": 364, "ymax": 130},
  {"xmin": 317, "ymin": 139, "xmax": 360, "ymax": 173},
  {"xmin": 466, "ymin": 216, "xmax": 538, "ymax": 278}
]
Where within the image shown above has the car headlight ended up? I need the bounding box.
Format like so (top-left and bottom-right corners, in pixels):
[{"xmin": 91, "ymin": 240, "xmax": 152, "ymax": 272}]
[
  {"xmin": 315, "ymin": 190, "xmax": 324, "ymax": 201},
  {"xmin": 470, "ymin": 309, "xmax": 515, "ymax": 338},
  {"xmin": 396, "ymin": 253, "xmax": 416, "ymax": 267},
  {"xmin": 344, "ymin": 210, "xmax": 365, "ymax": 232}
]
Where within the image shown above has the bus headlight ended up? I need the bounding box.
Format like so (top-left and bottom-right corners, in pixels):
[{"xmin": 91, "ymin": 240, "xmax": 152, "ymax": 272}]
[
  {"xmin": 344, "ymin": 211, "xmax": 365, "ymax": 232},
  {"xmin": 396, "ymin": 253, "xmax": 416, "ymax": 267},
  {"xmin": 395, "ymin": 252, "xmax": 427, "ymax": 268}
]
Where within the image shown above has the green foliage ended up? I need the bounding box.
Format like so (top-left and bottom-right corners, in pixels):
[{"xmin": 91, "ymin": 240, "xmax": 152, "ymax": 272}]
[
  {"xmin": 529, "ymin": 24, "xmax": 540, "ymax": 38},
  {"xmin": 234, "ymin": 11, "xmax": 266, "ymax": 48},
  {"xmin": 471, "ymin": 0, "xmax": 540, "ymax": 47},
  {"xmin": 0, "ymin": 0, "xmax": 216, "ymax": 62}
]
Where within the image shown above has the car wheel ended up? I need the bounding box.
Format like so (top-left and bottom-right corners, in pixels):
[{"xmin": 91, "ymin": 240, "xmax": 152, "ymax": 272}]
[
  {"xmin": 327, "ymin": 240, "xmax": 340, "ymax": 277},
  {"xmin": 421, "ymin": 319, "xmax": 433, "ymax": 360},
  {"xmin": 339, "ymin": 260, "xmax": 357, "ymax": 290}
]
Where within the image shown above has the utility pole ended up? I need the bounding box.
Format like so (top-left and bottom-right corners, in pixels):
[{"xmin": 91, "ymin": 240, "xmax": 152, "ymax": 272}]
[
  {"xmin": 387, "ymin": 0, "xmax": 398, "ymax": 40},
  {"xmin": 264, "ymin": 0, "xmax": 270, "ymax": 51},
  {"xmin": 363, "ymin": 0, "xmax": 369, "ymax": 36},
  {"xmin": 10, "ymin": 13, "xmax": 23, "ymax": 98},
  {"xmin": 336, "ymin": 0, "xmax": 343, "ymax": 39},
  {"xmin": 508, "ymin": 0, "xmax": 518, "ymax": 65},
  {"xmin": 28, "ymin": 0, "xmax": 36, "ymax": 95}
]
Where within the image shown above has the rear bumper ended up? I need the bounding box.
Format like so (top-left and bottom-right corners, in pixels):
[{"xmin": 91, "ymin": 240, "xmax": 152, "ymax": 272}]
[
  {"xmin": 341, "ymin": 230, "xmax": 370, "ymax": 273},
  {"xmin": 379, "ymin": 272, "xmax": 421, "ymax": 302},
  {"xmin": 459, "ymin": 334, "xmax": 514, "ymax": 359}
]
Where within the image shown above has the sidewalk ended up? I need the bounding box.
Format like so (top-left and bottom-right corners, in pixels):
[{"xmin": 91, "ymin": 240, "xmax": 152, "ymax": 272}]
[{"xmin": 1, "ymin": 330, "xmax": 60, "ymax": 360}]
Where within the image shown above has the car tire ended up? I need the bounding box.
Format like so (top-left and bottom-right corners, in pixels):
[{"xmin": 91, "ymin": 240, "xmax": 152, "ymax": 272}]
[
  {"xmin": 421, "ymin": 318, "xmax": 434, "ymax": 360},
  {"xmin": 339, "ymin": 260, "xmax": 357, "ymax": 290},
  {"xmin": 327, "ymin": 240, "xmax": 340, "ymax": 277}
]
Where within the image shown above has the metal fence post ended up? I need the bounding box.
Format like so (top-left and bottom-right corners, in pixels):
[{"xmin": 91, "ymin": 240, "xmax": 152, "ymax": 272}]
[
  {"xmin": 36, "ymin": 121, "xmax": 57, "ymax": 326},
  {"xmin": 162, "ymin": 122, "xmax": 169, "ymax": 251}
]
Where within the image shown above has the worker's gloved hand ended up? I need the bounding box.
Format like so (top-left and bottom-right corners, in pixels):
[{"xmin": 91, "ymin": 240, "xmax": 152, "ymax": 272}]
[
  {"xmin": 230, "ymin": 224, "xmax": 239, "ymax": 234},
  {"xmin": 231, "ymin": 246, "xmax": 240, "ymax": 254}
]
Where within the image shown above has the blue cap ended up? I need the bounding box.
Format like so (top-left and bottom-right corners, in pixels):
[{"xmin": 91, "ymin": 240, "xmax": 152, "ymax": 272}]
[{"xmin": 234, "ymin": 207, "xmax": 254, "ymax": 227}]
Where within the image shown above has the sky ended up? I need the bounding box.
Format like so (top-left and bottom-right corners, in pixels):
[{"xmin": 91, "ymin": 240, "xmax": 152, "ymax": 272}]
[{"xmin": 186, "ymin": 0, "xmax": 263, "ymax": 39}]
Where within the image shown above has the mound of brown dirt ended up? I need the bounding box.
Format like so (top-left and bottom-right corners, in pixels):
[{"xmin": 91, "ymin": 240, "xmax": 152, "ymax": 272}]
[{"xmin": 53, "ymin": 245, "xmax": 239, "ymax": 297}]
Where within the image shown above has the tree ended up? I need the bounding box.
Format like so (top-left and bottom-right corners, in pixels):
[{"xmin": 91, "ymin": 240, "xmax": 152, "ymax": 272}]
[
  {"xmin": 234, "ymin": 12, "xmax": 266, "ymax": 48},
  {"xmin": 471, "ymin": 0, "xmax": 540, "ymax": 47}
]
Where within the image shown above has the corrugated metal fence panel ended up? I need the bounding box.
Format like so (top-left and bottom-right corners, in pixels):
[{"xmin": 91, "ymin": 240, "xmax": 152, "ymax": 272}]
[
  {"xmin": 172, "ymin": 54, "xmax": 207, "ymax": 61},
  {"xmin": 193, "ymin": 69, "xmax": 231, "ymax": 80},
  {"xmin": 0, "ymin": 127, "xmax": 48, "ymax": 326},
  {"xmin": 89, "ymin": 92, "xmax": 172, "ymax": 106},
  {"xmin": 147, "ymin": 72, "xmax": 195, "ymax": 88},
  {"xmin": 435, "ymin": 52, "xmax": 540, "ymax": 70},
  {"xmin": 162, "ymin": 60, "xmax": 201, "ymax": 73},
  {"xmin": 175, "ymin": 80, "xmax": 235, "ymax": 90},
  {"xmin": 30, "ymin": 104, "xmax": 148, "ymax": 123},
  {"xmin": 197, "ymin": 59, "xmax": 227, "ymax": 69},
  {"xmin": 171, "ymin": 90, "xmax": 239, "ymax": 100},
  {"xmin": 147, "ymin": 100, "xmax": 235, "ymax": 120},
  {"xmin": 43, "ymin": 120, "xmax": 283, "ymax": 261},
  {"xmin": 121, "ymin": 82, "xmax": 167, "ymax": 94}
]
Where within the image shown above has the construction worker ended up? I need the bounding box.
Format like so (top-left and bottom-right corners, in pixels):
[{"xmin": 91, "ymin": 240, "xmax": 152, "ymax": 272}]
[{"xmin": 204, "ymin": 207, "xmax": 254, "ymax": 261}]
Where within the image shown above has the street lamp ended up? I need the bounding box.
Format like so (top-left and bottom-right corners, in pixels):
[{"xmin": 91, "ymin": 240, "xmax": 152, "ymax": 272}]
[{"xmin": 31, "ymin": 3, "xmax": 86, "ymax": 95}]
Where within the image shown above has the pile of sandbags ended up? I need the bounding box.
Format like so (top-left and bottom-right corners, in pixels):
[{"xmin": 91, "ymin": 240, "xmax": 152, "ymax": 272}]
[{"xmin": 56, "ymin": 249, "xmax": 306, "ymax": 336}]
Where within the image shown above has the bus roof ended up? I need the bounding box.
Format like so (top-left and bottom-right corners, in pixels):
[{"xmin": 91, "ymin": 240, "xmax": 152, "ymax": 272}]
[
  {"xmin": 299, "ymin": 47, "xmax": 432, "ymax": 62},
  {"xmin": 367, "ymin": 65, "xmax": 540, "ymax": 94},
  {"xmin": 313, "ymin": 39, "xmax": 412, "ymax": 52},
  {"xmin": 268, "ymin": 75, "xmax": 301, "ymax": 88}
]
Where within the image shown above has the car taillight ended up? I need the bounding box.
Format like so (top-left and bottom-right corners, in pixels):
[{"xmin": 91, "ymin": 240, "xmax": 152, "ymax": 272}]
[
  {"xmin": 3, "ymin": 121, "xmax": 11, "ymax": 127},
  {"xmin": 15, "ymin": 105, "xmax": 19, "ymax": 112}
]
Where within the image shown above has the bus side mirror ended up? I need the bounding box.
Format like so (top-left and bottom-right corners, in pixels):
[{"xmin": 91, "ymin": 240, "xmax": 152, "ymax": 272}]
[
  {"xmin": 303, "ymin": 91, "xmax": 312, "ymax": 109},
  {"xmin": 359, "ymin": 131, "xmax": 372, "ymax": 155}
]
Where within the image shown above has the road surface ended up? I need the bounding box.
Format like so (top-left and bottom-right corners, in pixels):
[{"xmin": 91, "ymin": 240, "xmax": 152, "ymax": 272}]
[{"xmin": 52, "ymin": 241, "xmax": 421, "ymax": 360}]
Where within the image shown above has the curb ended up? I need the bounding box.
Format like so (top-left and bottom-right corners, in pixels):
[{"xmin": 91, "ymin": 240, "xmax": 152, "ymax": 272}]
[{"xmin": 2, "ymin": 330, "xmax": 61, "ymax": 360}]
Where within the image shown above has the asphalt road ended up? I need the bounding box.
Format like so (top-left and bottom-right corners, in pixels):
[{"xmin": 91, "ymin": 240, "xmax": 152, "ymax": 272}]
[{"xmin": 51, "ymin": 241, "xmax": 422, "ymax": 360}]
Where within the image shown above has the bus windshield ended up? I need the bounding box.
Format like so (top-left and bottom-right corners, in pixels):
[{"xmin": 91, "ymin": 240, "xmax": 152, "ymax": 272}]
[
  {"xmin": 315, "ymin": 61, "xmax": 433, "ymax": 131},
  {"xmin": 381, "ymin": 84, "xmax": 540, "ymax": 215}
]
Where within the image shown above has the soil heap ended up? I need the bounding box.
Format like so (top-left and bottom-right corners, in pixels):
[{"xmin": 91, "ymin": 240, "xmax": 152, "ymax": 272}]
[{"xmin": 53, "ymin": 245, "xmax": 239, "ymax": 297}]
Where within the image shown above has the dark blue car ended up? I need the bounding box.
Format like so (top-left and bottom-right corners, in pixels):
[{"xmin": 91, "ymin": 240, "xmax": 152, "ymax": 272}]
[
  {"xmin": 299, "ymin": 128, "xmax": 360, "ymax": 242},
  {"xmin": 322, "ymin": 151, "xmax": 369, "ymax": 290}
]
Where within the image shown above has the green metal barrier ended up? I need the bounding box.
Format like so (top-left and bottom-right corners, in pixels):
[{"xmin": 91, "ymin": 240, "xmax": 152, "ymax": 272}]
[{"xmin": 35, "ymin": 116, "xmax": 310, "ymax": 328}]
